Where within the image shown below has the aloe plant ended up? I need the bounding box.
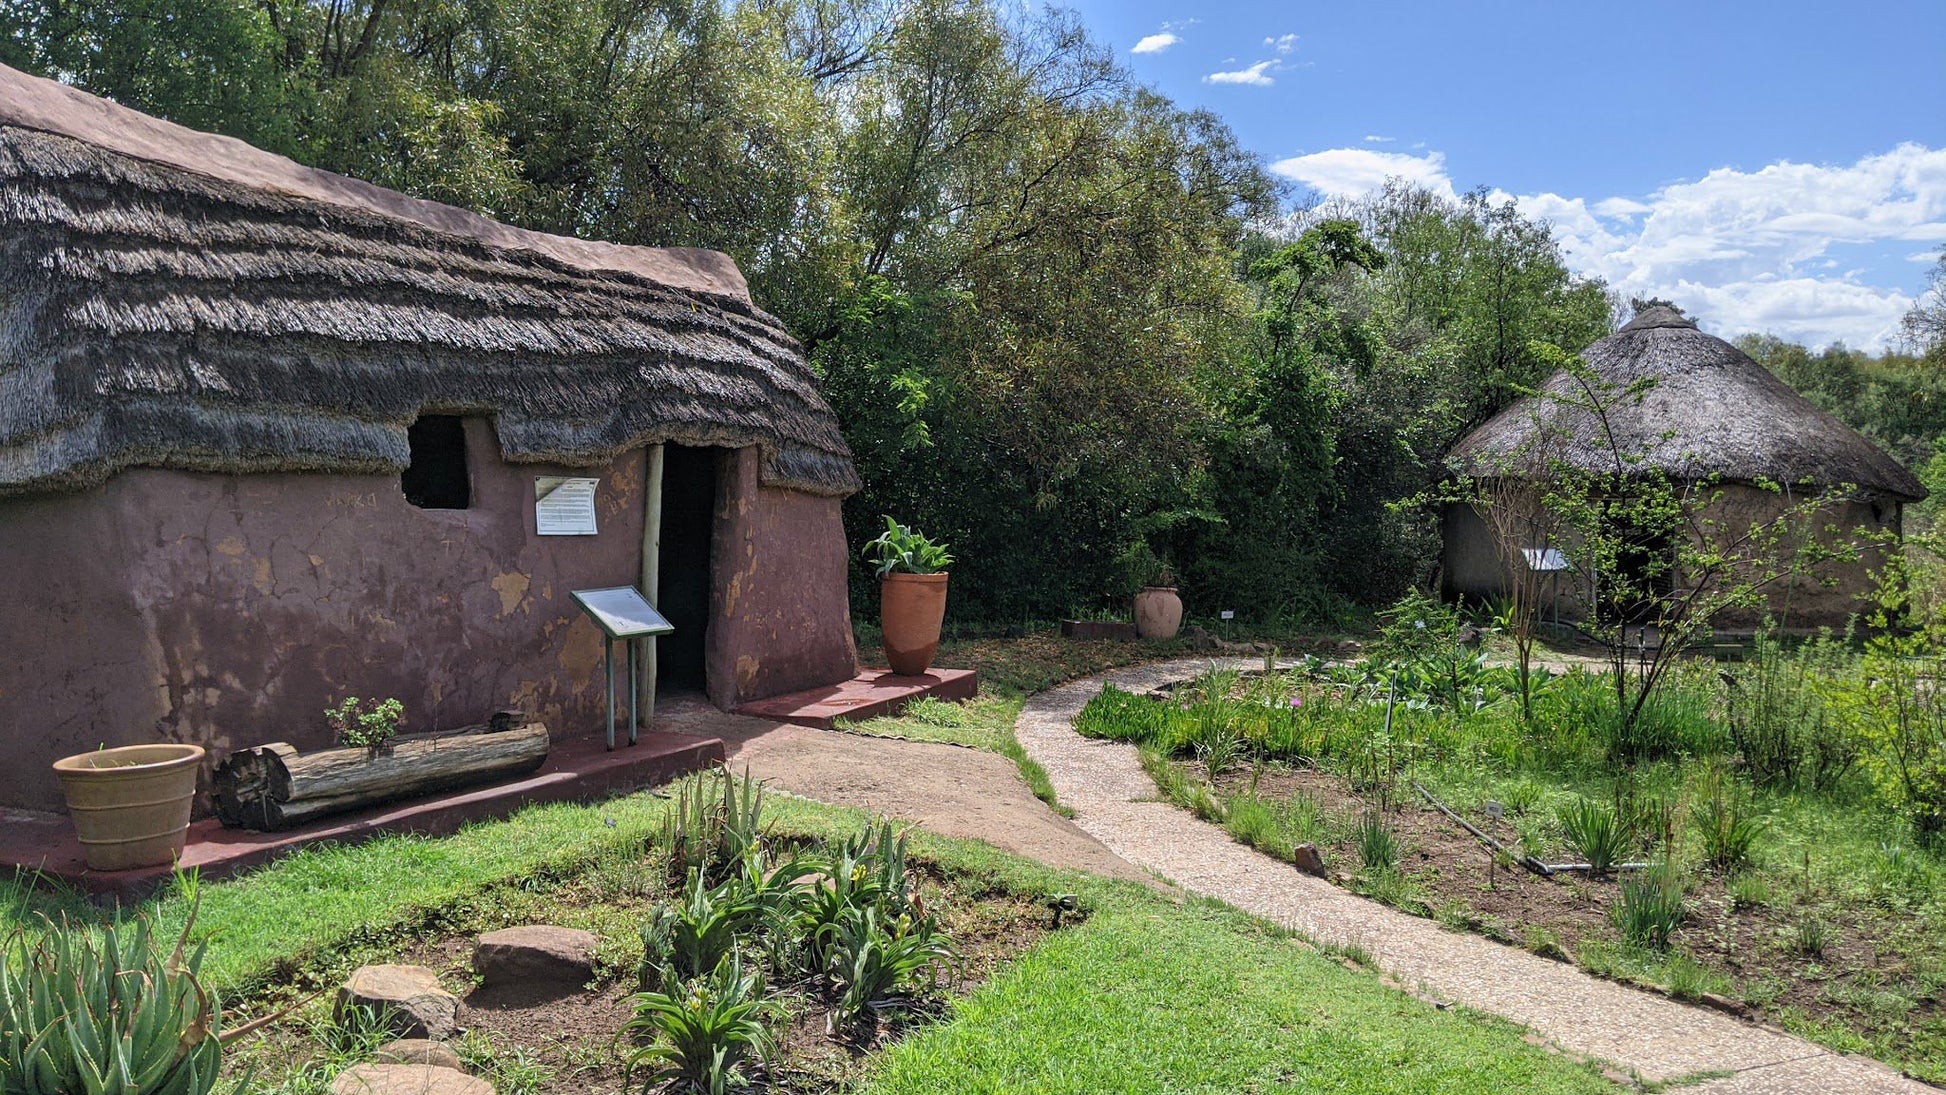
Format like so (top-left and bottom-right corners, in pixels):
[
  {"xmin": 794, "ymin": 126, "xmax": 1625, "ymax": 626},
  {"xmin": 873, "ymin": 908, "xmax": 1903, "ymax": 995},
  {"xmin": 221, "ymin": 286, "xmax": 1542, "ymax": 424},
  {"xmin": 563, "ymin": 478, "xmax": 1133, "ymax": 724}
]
[{"xmin": 0, "ymin": 912, "xmax": 226, "ymax": 1095}]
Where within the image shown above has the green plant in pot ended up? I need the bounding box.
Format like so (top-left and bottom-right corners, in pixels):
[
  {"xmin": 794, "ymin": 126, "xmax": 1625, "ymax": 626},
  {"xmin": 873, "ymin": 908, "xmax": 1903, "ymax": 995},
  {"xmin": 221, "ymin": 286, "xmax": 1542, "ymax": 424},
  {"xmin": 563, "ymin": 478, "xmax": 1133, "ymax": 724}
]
[{"xmin": 864, "ymin": 517, "xmax": 952, "ymax": 676}]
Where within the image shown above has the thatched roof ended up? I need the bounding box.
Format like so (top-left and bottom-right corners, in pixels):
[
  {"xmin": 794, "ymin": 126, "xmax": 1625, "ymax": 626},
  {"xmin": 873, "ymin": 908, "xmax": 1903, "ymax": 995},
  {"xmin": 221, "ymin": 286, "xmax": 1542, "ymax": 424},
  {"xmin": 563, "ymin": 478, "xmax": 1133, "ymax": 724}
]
[
  {"xmin": 1448, "ymin": 305, "xmax": 1926, "ymax": 502},
  {"xmin": 0, "ymin": 64, "xmax": 860, "ymax": 499}
]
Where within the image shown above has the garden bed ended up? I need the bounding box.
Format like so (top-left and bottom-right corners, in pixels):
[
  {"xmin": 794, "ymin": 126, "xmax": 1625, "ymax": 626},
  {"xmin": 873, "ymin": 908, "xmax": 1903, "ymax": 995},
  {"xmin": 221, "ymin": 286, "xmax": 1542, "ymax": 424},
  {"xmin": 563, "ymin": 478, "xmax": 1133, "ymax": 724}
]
[{"xmin": 1083, "ymin": 649, "xmax": 1946, "ymax": 1085}]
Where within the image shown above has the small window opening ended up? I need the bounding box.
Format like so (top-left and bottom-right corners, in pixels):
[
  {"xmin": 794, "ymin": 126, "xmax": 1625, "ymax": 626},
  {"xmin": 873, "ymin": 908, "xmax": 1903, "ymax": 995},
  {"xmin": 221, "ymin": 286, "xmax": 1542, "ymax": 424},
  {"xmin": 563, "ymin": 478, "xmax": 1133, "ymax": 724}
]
[{"xmin": 402, "ymin": 416, "xmax": 470, "ymax": 509}]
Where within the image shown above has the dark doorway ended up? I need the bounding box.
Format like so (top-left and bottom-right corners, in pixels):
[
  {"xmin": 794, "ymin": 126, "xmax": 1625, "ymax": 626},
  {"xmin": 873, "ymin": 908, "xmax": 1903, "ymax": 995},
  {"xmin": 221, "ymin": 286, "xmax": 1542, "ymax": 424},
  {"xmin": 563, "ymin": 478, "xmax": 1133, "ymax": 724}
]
[{"xmin": 657, "ymin": 445, "xmax": 721, "ymax": 694}]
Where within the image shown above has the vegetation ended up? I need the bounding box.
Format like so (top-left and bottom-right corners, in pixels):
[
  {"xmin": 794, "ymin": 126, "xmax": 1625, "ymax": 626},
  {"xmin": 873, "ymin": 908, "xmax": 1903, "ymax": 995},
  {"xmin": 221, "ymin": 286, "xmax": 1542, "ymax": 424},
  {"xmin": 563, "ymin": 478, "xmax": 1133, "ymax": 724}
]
[
  {"xmin": 863, "ymin": 517, "xmax": 954, "ymax": 578},
  {"xmin": 1079, "ymin": 602, "xmax": 1946, "ymax": 1080},
  {"xmin": 323, "ymin": 697, "xmax": 403, "ymax": 751}
]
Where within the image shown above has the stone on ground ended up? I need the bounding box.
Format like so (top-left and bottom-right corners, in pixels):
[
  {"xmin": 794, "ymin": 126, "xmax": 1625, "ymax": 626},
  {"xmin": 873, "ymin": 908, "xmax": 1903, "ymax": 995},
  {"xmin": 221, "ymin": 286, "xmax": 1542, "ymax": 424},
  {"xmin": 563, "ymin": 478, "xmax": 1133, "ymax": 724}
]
[
  {"xmin": 337, "ymin": 964, "xmax": 459, "ymax": 1040},
  {"xmin": 1290, "ymin": 842, "xmax": 1326, "ymax": 876},
  {"xmin": 373, "ymin": 1039, "xmax": 466, "ymax": 1071},
  {"xmin": 472, "ymin": 925, "xmax": 598, "ymax": 990},
  {"xmin": 331, "ymin": 1063, "xmax": 489, "ymax": 1095}
]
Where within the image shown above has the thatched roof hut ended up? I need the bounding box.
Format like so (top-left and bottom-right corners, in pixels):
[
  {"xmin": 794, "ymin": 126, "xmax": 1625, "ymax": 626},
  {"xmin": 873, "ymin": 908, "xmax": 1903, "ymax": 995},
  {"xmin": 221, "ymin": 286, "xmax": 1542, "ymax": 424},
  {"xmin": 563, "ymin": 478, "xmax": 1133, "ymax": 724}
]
[
  {"xmin": 1447, "ymin": 305, "xmax": 1925, "ymax": 501},
  {"xmin": 1442, "ymin": 304, "xmax": 1925, "ymax": 629},
  {"xmin": 0, "ymin": 63, "xmax": 859, "ymax": 500},
  {"xmin": 0, "ymin": 65, "xmax": 864, "ymax": 815}
]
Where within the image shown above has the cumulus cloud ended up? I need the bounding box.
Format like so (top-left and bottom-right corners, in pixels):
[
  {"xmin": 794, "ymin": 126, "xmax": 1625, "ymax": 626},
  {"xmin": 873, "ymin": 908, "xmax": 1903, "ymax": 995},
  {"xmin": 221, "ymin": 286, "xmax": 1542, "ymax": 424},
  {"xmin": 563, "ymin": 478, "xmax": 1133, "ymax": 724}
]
[
  {"xmin": 1271, "ymin": 142, "xmax": 1946, "ymax": 349},
  {"xmin": 1132, "ymin": 32, "xmax": 1178, "ymax": 55},
  {"xmin": 1264, "ymin": 33, "xmax": 1298, "ymax": 54},
  {"xmin": 1270, "ymin": 148, "xmax": 1456, "ymax": 202},
  {"xmin": 1204, "ymin": 60, "xmax": 1280, "ymax": 86}
]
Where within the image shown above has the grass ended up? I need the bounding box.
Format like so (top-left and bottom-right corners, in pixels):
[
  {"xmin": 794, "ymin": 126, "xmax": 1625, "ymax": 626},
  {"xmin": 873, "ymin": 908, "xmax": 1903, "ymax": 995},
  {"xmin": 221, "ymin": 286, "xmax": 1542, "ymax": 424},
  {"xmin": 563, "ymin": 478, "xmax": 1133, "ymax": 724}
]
[
  {"xmin": 4, "ymin": 772, "xmax": 1625, "ymax": 1093},
  {"xmin": 865, "ymin": 898, "xmax": 1620, "ymax": 1095}
]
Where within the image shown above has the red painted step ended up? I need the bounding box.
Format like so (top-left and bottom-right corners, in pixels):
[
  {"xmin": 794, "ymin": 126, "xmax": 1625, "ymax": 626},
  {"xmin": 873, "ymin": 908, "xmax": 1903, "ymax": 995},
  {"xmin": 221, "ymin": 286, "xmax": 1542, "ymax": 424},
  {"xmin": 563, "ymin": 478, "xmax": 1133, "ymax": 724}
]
[{"xmin": 733, "ymin": 667, "xmax": 978, "ymax": 730}]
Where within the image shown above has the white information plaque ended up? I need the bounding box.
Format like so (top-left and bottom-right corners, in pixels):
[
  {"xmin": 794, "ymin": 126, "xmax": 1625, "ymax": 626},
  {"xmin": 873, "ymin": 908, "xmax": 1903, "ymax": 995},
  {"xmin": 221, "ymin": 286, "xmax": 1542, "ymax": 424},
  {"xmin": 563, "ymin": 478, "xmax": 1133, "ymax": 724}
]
[
  {"xmin": 571, "ymin": 586, "xmax": 674, "ymax": 639},
  {"xmin": 535, "ymin": 477, "xmax": 599, "ymax": 535}
]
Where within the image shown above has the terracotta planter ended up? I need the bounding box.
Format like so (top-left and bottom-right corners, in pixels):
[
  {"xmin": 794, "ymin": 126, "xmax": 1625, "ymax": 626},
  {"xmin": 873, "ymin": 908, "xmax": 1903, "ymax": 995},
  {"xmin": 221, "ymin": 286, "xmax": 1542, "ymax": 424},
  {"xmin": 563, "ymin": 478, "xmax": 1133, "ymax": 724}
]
[
  {"xmin": 52, "ymin": 743, "xmax": 205, "ymax": 871},
  {"xmin": 881, "ymin": 572, "xmax": 949, "ymax": 676},
  {"xmin": 1132, "ymin": 586, "xmax": 1183, "ymax": 640}
]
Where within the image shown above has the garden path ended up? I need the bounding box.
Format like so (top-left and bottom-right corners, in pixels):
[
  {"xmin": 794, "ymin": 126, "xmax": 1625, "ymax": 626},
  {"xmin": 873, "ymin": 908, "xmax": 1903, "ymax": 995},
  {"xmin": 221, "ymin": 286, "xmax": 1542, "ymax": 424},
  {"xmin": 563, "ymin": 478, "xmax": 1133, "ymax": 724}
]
[
  {"xmin": 660, "ymin": 696, "xmax": 1149, "ymax": 883},
  {"xmin": 1016, "ymin": 658, "xmax": 1932, "ymax": 1095}
]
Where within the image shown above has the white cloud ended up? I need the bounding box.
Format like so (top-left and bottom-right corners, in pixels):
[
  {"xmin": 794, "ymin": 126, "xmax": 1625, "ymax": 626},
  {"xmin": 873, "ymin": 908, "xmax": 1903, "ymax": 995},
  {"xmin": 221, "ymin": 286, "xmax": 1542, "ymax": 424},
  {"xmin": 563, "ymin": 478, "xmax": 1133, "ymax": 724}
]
[
  {"xmin": 1204, "ymin": 60, "xmax": 1280, "ymax": 87},
  {"xmin": 1264, "ymin": 33, "xmax": 1298, "ymax": 54},
  {"xmin": 1132, "ymin": 32, "xmax": 1179, "ymax": 55},
  {"xmin": 1501, "ymin": 142, "xmax": 1946, "ymax": 349},
  {"xmin": 1363, "ymin": 134, "xmax": 1395, "ymax": 144},
  {"xmin": 1269, "ymin": 148, "xmax": 1456, "ymax": 202}
]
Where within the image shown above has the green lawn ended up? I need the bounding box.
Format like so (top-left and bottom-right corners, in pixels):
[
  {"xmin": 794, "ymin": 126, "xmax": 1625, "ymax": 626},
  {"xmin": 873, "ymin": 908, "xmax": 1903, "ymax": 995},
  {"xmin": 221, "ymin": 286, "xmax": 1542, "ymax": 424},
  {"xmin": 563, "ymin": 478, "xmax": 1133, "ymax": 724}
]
[{"xmin": 8, "ymin": 773, "xmax": 1618, "ymax": 1092}]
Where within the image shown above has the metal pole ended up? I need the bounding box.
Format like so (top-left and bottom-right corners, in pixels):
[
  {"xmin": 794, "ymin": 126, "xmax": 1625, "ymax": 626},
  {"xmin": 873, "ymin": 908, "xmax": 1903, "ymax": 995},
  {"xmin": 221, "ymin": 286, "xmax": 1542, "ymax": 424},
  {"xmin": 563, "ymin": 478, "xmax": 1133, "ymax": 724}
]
[
  {"xmin": 638, "ymin": 444, "xmax": 664, "ymax": 731},
  {"xmin": 604, "ymin": 638, "xmax": 615, "ymax": 751},
  {"xmin": 628, "ymin": 637, "xmax": 639, "ymax": 746}
]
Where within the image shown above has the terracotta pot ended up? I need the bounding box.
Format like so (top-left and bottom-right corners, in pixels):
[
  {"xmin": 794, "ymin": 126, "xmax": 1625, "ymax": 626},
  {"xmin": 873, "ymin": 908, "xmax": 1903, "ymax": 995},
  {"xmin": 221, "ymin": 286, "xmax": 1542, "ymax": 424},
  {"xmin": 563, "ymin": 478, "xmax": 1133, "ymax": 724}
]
[
  {"xmin": 52, "ymin": 743, "xmax": 205, "ymax": 871},
  {"xmin": 881, "ymin": 572, "xmax": 949, "ymax": 676},
  {"xmin": 1132, "ymin": 586, "xmax": 1183, "ymax": 640}
]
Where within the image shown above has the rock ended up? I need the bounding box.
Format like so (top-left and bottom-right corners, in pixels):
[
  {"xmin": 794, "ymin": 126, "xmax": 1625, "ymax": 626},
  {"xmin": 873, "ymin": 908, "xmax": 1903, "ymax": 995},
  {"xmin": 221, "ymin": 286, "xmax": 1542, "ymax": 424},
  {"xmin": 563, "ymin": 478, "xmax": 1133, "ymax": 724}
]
[
  {"xmin": 1183, "ymin": 625, "xmax": 1219, "ymax": 651},
  {"xmin": 373, "ymin": 1039, "xmax": 466, "ymax": 1071},
  {"xmin": 337, "ymin": 964, "xmax": 459, "ymax": 1040},
  {"xmin": 473, "ymin": 925, "xmax": 598, "ymax": 991},
  {"xmin": 1291, "ymin": 843, "xmax": 1326, "ymax": 876},
  {"xmin": 332, "ymin": 1064, "xmax": 490, "ymax": 1095}
]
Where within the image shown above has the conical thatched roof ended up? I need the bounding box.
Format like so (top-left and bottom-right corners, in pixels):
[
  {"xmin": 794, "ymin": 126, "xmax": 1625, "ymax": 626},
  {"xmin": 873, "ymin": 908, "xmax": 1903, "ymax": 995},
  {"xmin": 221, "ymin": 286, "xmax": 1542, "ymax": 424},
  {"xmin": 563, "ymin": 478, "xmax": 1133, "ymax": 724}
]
[
  {"xmin": 1448, "ymin": 305, "xmax": 1926, "ymax": 501},
  {"xmin": 0, "ymin": 64, "xmax": 860, "ymax": 499}
]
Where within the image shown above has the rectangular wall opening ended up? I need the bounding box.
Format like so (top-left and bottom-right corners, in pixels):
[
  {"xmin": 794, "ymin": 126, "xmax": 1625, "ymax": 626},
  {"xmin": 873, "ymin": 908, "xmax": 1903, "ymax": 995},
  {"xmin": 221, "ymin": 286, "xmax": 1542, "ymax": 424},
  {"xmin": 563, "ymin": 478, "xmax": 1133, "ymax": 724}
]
[{"xmin": 656, "ymin": 445, "xmax": 722, "ymax": 695}]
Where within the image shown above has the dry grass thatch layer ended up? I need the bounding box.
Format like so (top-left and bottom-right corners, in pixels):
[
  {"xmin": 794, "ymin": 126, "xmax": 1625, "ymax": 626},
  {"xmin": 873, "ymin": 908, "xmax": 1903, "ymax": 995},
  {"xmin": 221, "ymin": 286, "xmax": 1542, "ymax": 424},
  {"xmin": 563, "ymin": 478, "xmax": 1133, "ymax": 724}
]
[
  {"xmin": 1448, "ymin": 306, "xmax": 1925, "ymax": 501},
  {"xmin": 0, "ymin": 65, "xmax": 858, "ymax": 499}
]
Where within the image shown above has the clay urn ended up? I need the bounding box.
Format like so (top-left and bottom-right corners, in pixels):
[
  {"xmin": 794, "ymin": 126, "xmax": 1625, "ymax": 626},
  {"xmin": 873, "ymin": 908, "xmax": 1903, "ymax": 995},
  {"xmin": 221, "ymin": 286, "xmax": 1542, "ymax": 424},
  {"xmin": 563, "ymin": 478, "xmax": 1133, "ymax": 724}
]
[
  {"xmin": 881, "ymin": 572, "xmax": 949, "ymax": 676},
  {"xmin": 1133, "ymin": 586, "xmax": 1183, "ymax": 640}
]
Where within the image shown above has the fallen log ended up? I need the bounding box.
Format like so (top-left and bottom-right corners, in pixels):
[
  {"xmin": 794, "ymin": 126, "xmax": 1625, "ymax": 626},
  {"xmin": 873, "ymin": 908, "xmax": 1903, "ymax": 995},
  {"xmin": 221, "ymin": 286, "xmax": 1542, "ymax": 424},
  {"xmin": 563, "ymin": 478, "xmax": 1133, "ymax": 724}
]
[{"xmin": 215, "ymin": 713, "xmax": 550, "ymax": 831}]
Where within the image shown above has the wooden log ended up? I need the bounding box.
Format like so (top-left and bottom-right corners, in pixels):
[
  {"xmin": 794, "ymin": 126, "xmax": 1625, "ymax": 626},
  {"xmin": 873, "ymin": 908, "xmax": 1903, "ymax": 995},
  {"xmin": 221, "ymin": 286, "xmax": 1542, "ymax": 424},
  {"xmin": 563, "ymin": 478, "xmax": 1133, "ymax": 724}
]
[{"xmin": 214, "ymin": 720, "xmax": 550, "ymax": 831}]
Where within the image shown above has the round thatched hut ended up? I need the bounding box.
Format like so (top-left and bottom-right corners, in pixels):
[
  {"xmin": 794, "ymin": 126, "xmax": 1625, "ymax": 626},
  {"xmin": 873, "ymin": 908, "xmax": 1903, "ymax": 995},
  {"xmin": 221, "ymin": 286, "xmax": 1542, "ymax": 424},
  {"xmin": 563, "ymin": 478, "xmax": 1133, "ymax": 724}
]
[
  {"xmin": 0, "ymin": 65, "xmax": 862, "ymax": 811},
  {"xmin": 1442, "ymin": 304, "xmax": 1927, "ymax": 629}
]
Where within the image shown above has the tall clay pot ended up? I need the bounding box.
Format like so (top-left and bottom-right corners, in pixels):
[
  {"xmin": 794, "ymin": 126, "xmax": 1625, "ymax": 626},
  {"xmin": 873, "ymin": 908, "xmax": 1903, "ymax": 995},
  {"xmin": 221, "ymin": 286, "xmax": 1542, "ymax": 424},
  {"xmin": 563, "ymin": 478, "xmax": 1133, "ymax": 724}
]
[
  {"xmin": 881, "ymin": 572, "xmax": 949, "ymax": 676},
  {"xmin": 1133, "ymin": 586, "xmax": 1183, "ymax": 640},
  {"xmin": 52, "ymin": 743, "xmax": 205, "ymax": 871}
]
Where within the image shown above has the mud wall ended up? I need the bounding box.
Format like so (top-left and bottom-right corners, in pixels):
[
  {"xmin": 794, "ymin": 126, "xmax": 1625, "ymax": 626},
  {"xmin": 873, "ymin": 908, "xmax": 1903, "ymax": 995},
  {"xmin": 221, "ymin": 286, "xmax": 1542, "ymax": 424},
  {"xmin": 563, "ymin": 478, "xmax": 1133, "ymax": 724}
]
[{"xmin": 704, "ymin": 447, "xmax": 859, "ymax": 708}]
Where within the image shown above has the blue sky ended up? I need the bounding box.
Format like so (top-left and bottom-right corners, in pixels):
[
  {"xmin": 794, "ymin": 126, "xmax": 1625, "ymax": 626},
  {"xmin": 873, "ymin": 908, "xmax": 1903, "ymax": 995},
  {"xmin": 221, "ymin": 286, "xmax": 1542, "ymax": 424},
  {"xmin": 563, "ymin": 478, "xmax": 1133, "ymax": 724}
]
[{"xmin": 1066, "ymin": 0, "xmax": 1946, "ymax": 350}]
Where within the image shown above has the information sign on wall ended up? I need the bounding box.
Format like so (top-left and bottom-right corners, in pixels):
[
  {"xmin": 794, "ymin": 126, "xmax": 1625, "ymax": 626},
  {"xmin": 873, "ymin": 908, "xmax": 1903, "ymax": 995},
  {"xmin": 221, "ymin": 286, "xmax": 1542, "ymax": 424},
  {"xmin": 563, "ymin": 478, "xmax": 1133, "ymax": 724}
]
[{"xmin": 535, "ymin": 477, "xmax": 600, "ymax": 535}]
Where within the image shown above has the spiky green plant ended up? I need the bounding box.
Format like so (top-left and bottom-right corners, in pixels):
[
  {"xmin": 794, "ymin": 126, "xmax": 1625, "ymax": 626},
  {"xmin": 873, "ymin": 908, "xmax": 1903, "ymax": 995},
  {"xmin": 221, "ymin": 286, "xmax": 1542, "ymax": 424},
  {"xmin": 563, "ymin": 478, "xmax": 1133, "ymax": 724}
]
[
  {"xmin": 0, "ymin": 910, "xmax": 230, "ymax": 1095},
  {"xmin": 1355, "ymin": 813, "xmax": 1400, "ymax": 874},
  {"xmin": 815, "ymin": 904, "xmax": 954, "ymax": 1039},
  {"xmin": 1558, "ymin": 799, "xmax": 1629, "ymax": 874},
  {"xmin": 624, "ymin": 950, "xmax": 771, "ymax": 1095},
  {"xmin": 661, "ymin": 766, "xmax": 767, "ymax": 885},
  {"xmin": 640, "ymin": 872, "xmax": 765, "ymax": 992}
]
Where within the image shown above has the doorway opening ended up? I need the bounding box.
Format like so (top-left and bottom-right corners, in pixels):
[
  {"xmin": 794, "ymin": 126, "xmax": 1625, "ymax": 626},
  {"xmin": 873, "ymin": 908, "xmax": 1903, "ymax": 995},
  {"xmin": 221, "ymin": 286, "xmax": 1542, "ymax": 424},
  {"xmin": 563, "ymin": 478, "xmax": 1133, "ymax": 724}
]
[{"xmin": 657, "ymin": 445, "xmax": 722, "ymax": 695}]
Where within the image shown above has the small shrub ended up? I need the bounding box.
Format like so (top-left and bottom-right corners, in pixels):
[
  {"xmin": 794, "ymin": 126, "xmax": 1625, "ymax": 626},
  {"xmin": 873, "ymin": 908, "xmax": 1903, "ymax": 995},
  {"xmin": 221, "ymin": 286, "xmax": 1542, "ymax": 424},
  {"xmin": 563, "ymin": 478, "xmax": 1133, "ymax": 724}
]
[
  {"xmin": 325, "ymin": 696, "xmax": 403, "ymax": 751},
  {"xmin": 624, "ymin": 950, "xmax": 771, "ymax": 1095},
  {"xmin": 1558, "ymin": 799, "xmax": 1629, "ymax": 874},
  {"xmin": 640, "ymin": 871, "xmax": 764, "ymax": 992},
  {"xmin": 1355, "ymin": 813, "xmax": 1400, "ymax": 873},
  {"xmin": 0, "ymin": 911, "xmax": 228, "ymax": 1095},
  {"xmin": 1692, "ymin": 768, "xmax": 1764, "ymax": 872},
  {"xmin": 1792, "ymin": 915, "xmax": 1829, "ymax": 958},
  {"xmin": 815, "ymin": 904, "xmax": 954, "ymax": 1038},
  {"xmin": 1613, "ymin": 871, "xmax": 1686, "ymax": 950}
]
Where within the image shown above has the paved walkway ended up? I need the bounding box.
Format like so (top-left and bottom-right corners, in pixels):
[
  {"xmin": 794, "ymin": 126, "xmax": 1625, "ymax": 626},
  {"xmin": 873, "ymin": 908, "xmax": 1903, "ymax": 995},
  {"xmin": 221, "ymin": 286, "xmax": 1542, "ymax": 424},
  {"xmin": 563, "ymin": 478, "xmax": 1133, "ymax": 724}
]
[{"xmin": 1016, "ymin": 659, "xmax": 1931, "ymax": 1094}]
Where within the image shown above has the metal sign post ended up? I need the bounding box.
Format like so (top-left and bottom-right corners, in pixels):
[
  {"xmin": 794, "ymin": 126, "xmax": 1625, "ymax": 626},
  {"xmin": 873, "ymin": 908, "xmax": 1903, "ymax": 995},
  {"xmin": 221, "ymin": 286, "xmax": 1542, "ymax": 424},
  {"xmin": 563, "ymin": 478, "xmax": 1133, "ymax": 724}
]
[{"xmin": 571, "ymin": 586, "xmax": 675, "ymax": 750}]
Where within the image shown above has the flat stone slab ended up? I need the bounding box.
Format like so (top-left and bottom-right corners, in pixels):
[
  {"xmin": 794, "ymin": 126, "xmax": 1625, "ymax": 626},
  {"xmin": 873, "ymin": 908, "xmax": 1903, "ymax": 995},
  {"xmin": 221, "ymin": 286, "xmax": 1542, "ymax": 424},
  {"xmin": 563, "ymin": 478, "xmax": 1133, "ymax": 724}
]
[
  {"xmin": 732, "ymin": 667, "xmax": 976, "ymax": 729},
  {"xmin": 332, "ymin": 1063, "xmax": 489, "ymax": 1095},
  {"xmin": 373, "ymin": 1039, "xmax": 466, "ymax": 1071},
  {"xmin": 338, "ymin": 964, "xmax": 458, "ymax": 1041},
  {"xmin": 473, "ymin": 925, "xmax": 597, "ymax": 989}
]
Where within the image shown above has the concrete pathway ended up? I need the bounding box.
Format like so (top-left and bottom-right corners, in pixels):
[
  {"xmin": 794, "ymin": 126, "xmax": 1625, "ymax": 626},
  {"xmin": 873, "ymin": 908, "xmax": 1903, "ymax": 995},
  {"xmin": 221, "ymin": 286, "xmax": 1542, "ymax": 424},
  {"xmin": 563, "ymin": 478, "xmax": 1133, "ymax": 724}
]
[{"xmin": 1016, "ymin": 659, "xmax": 1932, "ymax": 1094}]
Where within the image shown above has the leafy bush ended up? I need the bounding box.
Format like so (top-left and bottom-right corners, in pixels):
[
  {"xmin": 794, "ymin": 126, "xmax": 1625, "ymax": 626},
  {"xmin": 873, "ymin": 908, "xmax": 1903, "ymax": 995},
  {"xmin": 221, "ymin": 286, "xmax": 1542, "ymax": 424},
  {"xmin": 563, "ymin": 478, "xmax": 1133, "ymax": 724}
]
[
  {"xmin": 1557, "ymin": 799, "xmax": 1629, "ymax": 874},
  {"xmin": 1612, "ymin": 869, "xmax": 1685, "ymax": 950},
  {"xmin": 624, "ymin": 950, "xmax": 771, "ymax": 1095},
  {"xmin": 325, "ymin": 696, "xmax": 403, "ymax": 751},
  {"xmin": 0, "ymin": 912, "xmax": 229, "ymax": 1095},
  {"xmin": 640, "ymin": 872, "xmax": 766, "ymax": 992},
  {"xmin": 815, "ymin": 904, "xmax": 954, "ymax": 1038},
  {"xmin": 1725, "ymin": 635, "xmax": 1856, "ymax": 791},
  {"xmin": 863, "ymin": 516, "xmax": 953, "ymax": 577}
]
